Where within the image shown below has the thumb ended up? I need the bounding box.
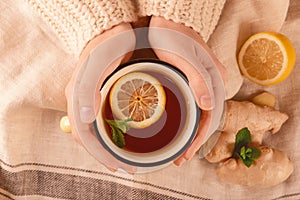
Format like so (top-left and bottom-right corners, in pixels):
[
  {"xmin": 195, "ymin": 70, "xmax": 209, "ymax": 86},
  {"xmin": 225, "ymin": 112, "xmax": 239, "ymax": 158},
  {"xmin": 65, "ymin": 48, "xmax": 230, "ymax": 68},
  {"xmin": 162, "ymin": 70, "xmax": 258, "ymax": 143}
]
[
  {"xmin": 151, "ymin": 49, "xmax": 215, "ymax": 111},
  {"xmin": 78, "ymin": 89, "xmax": 100, "ymax": 123},
  {"xmin": 188, "ymin": 67, "xmax": 215, "ymax": 111},
  {"xmin": 78, "ymin": 56, "xmax": 124, "ymax": 123}
]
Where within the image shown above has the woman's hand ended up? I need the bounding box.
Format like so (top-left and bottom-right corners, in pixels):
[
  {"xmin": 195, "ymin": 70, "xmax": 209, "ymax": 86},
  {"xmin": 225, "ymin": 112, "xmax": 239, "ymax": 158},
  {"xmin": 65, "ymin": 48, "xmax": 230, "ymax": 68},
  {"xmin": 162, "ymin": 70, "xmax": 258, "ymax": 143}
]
[
  {"xmin": 148, "ymin": 17, "xmax": 227, "ymax": 166},
  {"xmin": 65, "ymin": 23, "xmax": 137, "ymax": 173}
]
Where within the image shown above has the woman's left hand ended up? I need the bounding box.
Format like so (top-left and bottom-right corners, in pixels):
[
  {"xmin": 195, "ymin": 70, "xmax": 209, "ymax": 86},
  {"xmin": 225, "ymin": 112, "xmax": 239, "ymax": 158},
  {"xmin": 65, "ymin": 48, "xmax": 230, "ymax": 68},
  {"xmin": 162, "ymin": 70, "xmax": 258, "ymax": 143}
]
[{"xmin": 148, "ymin": 17, "xmax": 227, "ymax": 166}]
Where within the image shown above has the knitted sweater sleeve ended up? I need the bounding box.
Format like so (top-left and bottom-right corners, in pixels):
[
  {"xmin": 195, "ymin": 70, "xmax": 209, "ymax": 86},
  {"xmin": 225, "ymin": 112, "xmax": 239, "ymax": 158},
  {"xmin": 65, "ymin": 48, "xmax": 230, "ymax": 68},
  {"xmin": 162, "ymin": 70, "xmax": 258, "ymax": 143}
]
[
  {"xmin": 135, "ymin": 0, "xmax": 226, "ymax": 42},
  {"xmin": 26, "ymin": 0, "xmax": 137, "ymax": 55}
]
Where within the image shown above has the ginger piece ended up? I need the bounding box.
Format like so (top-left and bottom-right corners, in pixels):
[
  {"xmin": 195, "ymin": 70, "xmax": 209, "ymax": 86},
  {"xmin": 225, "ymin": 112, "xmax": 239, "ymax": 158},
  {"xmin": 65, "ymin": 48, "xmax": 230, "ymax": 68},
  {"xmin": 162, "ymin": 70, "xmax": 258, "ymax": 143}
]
[
  {"xmin": 216, "ymin": 146, "xmax": 294, "ymax": 187},
  {"xmin": 205, "ymin": 100, "xmax": 288, "ymax": 163},
  {"xmin": 251, "ymin": 92, "xmax": 276, "ymax": 108}
]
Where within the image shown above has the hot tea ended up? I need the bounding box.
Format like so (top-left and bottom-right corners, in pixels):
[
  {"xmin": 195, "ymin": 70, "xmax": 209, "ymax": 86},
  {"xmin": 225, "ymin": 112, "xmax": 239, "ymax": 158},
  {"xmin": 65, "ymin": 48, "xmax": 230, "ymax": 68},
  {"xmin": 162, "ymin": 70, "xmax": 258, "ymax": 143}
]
[{"xmin": 102, "ymin": 70, "xmax": 187, "ymax": 153}]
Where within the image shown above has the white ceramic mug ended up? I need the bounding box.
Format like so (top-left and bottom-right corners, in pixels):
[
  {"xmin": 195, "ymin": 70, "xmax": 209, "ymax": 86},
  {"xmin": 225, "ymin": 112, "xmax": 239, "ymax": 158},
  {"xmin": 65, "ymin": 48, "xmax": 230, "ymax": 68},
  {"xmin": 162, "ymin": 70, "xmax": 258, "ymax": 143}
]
[{"xmin": 94, "ymin": 59, "xmax": 200, "ymax": 173}]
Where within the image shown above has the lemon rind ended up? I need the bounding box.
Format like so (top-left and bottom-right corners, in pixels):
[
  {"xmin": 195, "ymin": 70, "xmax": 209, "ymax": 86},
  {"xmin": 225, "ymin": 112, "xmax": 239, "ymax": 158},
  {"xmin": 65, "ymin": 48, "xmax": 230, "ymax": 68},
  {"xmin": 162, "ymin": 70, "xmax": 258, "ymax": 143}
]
[
  {"xmin": 238, "ymin": 32, "xmax": 295, "ymax": 86},
  {"xmin": 109, "ymin": 72, "xmax": 166, "ymax": 129}
]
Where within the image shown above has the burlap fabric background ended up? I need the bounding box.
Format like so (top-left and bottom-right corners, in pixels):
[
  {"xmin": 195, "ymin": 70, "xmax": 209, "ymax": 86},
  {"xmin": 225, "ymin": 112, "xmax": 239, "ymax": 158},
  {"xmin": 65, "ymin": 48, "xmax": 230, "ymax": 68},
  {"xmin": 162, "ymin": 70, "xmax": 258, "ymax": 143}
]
[{"xmin": 0, "ymin": 0, "xmax": 299, "ymax": 199}]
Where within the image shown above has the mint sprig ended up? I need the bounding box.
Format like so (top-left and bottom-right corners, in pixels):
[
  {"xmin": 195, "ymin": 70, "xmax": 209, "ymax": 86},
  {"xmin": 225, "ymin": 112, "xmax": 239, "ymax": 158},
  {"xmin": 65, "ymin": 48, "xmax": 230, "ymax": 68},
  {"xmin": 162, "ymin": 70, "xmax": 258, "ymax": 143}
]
[
  {"xmin": 233, "ymin": 127, "xmax": 261, "ymax": 167},
  {"xmin": 105, "ymin": 118, "xmax": 132, "ymax": 148}
]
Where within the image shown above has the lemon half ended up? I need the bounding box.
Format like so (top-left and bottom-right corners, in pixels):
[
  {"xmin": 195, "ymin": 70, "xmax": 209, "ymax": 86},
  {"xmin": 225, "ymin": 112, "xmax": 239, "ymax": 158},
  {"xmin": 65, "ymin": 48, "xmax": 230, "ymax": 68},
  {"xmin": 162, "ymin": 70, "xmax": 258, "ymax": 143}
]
[
  {"xmin": 109, "ymin": 72, "xmax": 166, "ymax": 129},
  {"xmin": 238, "ymin": 32, "xmax": 296, "ymax": 86}
]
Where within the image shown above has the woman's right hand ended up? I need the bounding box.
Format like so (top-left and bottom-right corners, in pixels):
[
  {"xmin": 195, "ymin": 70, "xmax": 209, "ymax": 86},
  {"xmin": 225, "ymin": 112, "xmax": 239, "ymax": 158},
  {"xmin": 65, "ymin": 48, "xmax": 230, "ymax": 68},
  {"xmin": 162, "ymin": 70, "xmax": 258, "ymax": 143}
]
[{"xmin": 65, "ymin": 23, "xmax": 137, "ymax": 173}]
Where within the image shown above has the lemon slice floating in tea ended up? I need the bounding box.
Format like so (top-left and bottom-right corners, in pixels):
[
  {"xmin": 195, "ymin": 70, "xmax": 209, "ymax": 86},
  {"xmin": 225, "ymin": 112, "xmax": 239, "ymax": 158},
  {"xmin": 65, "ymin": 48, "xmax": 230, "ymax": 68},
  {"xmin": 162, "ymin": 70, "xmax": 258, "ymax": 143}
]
[
  {"xmin": 238, "ymin": 32, "xmax": 296, "ymax": 86},
  {"xmin": 109, "ymin": 72, "xmax": 166, "ymax": 129}
]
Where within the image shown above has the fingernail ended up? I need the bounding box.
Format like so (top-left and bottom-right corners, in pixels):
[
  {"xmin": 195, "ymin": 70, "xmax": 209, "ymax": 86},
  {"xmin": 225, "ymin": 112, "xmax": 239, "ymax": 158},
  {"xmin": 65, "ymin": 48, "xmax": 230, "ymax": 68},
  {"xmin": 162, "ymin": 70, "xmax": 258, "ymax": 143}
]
[
  {"xmin": 200, "ymin": 95, "xmax": 215, "ymax": 110},
  {"xmin": 174, "ymin": 157, "xmax": 186, "ymax": 166},
  {"xmin": 80, "ymin": 106, "xmax": 94, "ymax": 123}
]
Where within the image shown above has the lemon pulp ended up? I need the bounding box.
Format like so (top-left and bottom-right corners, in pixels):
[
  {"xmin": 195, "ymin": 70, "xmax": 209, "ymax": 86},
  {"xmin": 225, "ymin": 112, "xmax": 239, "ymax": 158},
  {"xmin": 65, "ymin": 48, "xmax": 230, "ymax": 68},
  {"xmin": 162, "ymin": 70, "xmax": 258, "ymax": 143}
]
[
  {"xmin": 109, "ymin": 72, "xmax": 166, "ymax": 129},
  {"xmin": 238, "ymin": 32, "xmax": 296, "ymax": 86}
]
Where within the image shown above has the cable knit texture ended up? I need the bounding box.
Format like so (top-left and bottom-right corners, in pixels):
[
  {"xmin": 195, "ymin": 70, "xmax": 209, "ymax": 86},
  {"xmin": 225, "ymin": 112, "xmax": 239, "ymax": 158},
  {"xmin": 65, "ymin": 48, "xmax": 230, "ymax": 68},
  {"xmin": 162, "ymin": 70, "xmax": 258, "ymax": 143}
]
[
  {"xmin": 136, "ymin": 0, "xmax": 226, "ymax": 42},
  {"xmin": 26, "ymin": 0, "xmax": 137, "ymax": 55}
]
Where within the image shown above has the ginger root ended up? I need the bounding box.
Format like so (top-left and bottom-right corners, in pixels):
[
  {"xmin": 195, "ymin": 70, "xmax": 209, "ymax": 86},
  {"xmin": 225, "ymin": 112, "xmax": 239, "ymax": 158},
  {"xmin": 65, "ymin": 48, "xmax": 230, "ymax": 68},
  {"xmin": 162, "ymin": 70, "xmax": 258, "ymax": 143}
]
[
  {"xmin": 251, "ymin": 91, "xmax": 276, "ymax": 108},
  {"xmin": 216, "ymin": 146, "xmax": 294, "ymax": 187},
  {"xmin": 205, "ymin": 100, "xmax": 288, "ymax": 163},
  {"xmin": 204, "ymin": 98, "xmax": 293, "ymax": 187}
]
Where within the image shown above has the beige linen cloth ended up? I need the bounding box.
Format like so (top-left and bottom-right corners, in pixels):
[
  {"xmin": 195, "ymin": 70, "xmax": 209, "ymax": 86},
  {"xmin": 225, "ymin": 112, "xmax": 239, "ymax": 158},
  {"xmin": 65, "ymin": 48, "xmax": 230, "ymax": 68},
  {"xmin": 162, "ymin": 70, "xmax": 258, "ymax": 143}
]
[{"xmin": 0, "ymin": 0, "xmax": 299, "ymax": 199}]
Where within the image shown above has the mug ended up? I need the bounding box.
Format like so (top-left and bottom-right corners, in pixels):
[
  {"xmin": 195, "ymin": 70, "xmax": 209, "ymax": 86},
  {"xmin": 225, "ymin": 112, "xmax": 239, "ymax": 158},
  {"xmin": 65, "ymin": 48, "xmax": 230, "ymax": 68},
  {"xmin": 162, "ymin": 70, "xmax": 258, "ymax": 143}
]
[{"xmin": 93, "ymin": 59, "xmax": 200, "ymax": 173}]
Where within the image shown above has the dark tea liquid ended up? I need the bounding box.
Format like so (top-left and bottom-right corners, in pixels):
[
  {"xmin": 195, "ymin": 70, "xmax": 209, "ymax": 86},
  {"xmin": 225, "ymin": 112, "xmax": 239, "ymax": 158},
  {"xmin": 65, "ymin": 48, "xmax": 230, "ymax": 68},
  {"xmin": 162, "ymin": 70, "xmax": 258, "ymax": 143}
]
[{"xmin": 103, "ymin": 70, "xmax": 187, "ymax": 153}]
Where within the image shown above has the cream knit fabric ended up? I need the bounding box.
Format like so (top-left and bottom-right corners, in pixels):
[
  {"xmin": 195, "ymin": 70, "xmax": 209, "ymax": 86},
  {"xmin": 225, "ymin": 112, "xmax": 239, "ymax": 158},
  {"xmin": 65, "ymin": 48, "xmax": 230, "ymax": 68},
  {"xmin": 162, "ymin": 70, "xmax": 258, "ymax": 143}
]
[
  {"xmin": 26, "ymin": 0, "xmax": 226, "ymax": 55},
  {"xmin": 136, "ymin": 0, "xmax": 226, "ymax": 42},
  {"xmin": 26, "ymin": 0, "xmax": 137, "ymax": 55}
]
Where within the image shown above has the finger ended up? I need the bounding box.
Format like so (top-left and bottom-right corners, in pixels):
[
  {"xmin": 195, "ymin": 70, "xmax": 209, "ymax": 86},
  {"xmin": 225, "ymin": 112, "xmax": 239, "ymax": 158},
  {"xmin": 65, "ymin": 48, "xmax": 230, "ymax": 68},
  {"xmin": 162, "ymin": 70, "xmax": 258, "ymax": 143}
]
[
  {"xmin": 65, "ymin": 77, "xmax": 83, "ymax": 145},
  {"xmin": 173, "ymin": 156, "xmax": 187, "ymax": 166},
  {"xmin": 91, "ymin": 51, "xmax": 135, "ymax": 121},
  {"xmin": 76, "ymin": 27, "xmax": 135, "ymax": 123},
  {"xmin": 184, "ymin": 111, "xmax": 212, "ymax": 160},
  {"xmin": 172, "ymin": 111, "xmax": 211, "ymax": 165},
  {"xmin": 107, "ymin": 166, "xmax": 117, "ymax": 172},
  {"xmin": 188, "ymin": 68, "xmax": 215, "ymax": 110},
  {"xmin": 152, "ymin": 49, "xmax": 215, "ymax": 110},
  {"xmin": 77, "ymin": 86, "xmax": 97, "ymax": 123},
  {"xmin": 77, "ymin": 56, "xmax": 127, "ymax": 123}
]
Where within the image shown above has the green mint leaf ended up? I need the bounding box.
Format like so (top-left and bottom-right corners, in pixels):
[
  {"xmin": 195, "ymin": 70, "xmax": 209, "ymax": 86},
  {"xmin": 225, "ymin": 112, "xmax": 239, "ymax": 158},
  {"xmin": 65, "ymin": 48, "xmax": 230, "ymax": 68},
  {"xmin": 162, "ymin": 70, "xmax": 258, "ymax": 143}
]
[
  {"xmin": 249, "ymin": 146, "xmax": 261, "ymax": 159},
  {"xmin": 242, "ymin": 157, "xmax": 254, "ymax": 168},
  {"xmin": 245, "ymin": 147, "xmax": 252, "ymax": 154},
  {"xmin": 235, "ymin": 127, "xmax": 252, "ymax": 146},
  {"xmin": 240, "ymin": 146, "xmax": 246, "ymax": 160},
  {"xmin": 111, "ymin": 127, "xmax": 125, "ymax": 148},
  {"xmin": 233, "ymin": 127, "xmax": 252, "ymax": 156},
  {"xmin": 111, "ymin": 127, "xmax": 118, "ymax": 145},
  {"xmin": 233, "ymin": 127, "xmax": 261, "ymax": 167},
  {"xmin": 105, "ymin": 118, "xmax": 132, "ymax": 133},
  {"xmin": 238, "ymin": 146, "xmax": 258, "ymax": 167},
  {"xmin": 105, "ymin": 118, "xmax": 132, "ymax": 148},
  {"xmin": 117, "ymin": 118, "xmax": 132, "ymax": 133},
  {"xmin": 245, "ymin": 147, "xmax": 253, "ymax": 159},
  {"xmin": 115, "ymin": 129, "xmax": 126, "ymax": 148}
]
